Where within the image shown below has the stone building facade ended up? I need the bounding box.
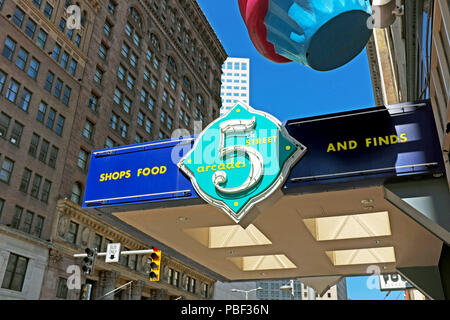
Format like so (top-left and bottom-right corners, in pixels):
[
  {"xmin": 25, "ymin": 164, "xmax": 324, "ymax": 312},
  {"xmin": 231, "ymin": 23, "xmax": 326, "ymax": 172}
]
[{"xmin": 0, "ymin": 0, "xmax": 226, "ymax": 300}]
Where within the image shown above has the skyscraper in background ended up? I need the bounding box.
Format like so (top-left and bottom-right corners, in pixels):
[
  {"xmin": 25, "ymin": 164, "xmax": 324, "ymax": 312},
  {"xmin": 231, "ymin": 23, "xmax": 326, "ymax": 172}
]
[{"xmin": 220, "ymin": 57, "xmax": 250, "ymax": 115}]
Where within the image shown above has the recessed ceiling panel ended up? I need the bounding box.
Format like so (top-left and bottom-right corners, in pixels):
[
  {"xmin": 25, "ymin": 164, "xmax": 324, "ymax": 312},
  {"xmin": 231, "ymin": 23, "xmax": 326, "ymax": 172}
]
[{"xmin": 304, "ymin": 211, "xmax": 391, "ymax": 241}]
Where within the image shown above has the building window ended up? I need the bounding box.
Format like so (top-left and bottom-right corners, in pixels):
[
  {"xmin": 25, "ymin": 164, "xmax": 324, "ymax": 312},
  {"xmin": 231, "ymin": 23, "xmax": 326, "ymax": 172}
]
[
  {"xmin": 82, "ymin": 120, "xmax": 94, "ymax": 140},
  {"xmin": 48, "ymin": 146, "xmax": 59, "ymax": 168},
  {"xmin": 108, "ymin": 0, "xmax": 117, "ymax": 15},
  {"xmin": 32, "ymin": 0, "xmax": 42, "ymax": 9},
  {"xmin": 105, "ymin": 138, "xmax": 115, "ymax": 148},
  {"xmin": 15, "ymin": 48, "xmax": 29, "ymax": 70},
  {"xmin": 6, "ymin": 79, "xmax": 20, "ymax": 103},
  {"xmin": 121, "ymin": 43, "xmax": 129, "ymax": 58},
  {"xmin": 103, "ymin": 20, "xmax": 113, "ymax": 37},
  {"xmin": 145, "ymin": 119, "xmax": 152, "ymax": 134},
  {"xmin": 94, "ymin": 67, "xmax": 104, "ymax": 84},
  {"xmin": 67, "ymin": 221, "xmax": 79, "ymax": 244},
  {"xmin": 126, "ymin": 74, "xmax": 135, "ymax": 89},
  {"xmin": 28, "ymin": 133, "xmax": 40, "ymax": 157},
  {"xmin": 202, "ymin": 283, "xmax": 209, "ymax": 298},
  {"xmin": 167, "ymin": 268, "xmax": 173, "ymax": 284},
  {"xmin": 11, "ymin": 206, "xmax": 23, "ymax": 229},
  {"xmin": 0, "ymin": 198, "xmax": 4, "ymax": 220},
  {"xmin": 69, "ymin": 60, "xmax": 77, "ymax": 76},
  {"xmin": 46, "ymin": 108, "xmax": 56, "ymax": 129},
  {"xmin": 123, "ymin": 97, "xmax": 131, "ymax": 113},
  {"xmin": 43, "ymin": 3, "xmax": 53, "ymax": 19},
  {"xmin": 62, "ymin": 86, "xmax": 71, "ymax": 106},
  {"xmin": 51, "ymin": 43, "xmax": 61, "ymax": 61},
  {"xmin": 77, "ymin": 149, "xmax": 88, "ymax": 170},
  {"xmin": 41, "ymin": 179, "xmax": 51, "ymax": 203},
  {"xmin": 2, "ymin": 37, "xmax": 16, "ymax": 61},
  {"xmin": 58, "ymin": 17, "xmax": 66, "ymax": 32},
  {"xmin": 21, "ymin": 211, "xmax": 34, "ymax": 233},
  {"xmin": 61, "ymin": 51, "xmax": 69, "ymax": 69},
  {"xmin": 148, "ymin": 97, "xmax": 155, "ymax": 111},
  {"xmin": 98, "ymin": 43, "xmax": 108, "ymax": 60},
  {"xmin": 55, "ymin": 115, "xmax": 65, "ymax": 136},
  {"xmin": 173, "ymin": 271, "xmax": 180, "ymax": 287},
  {"xmin": 134, "ymin": 134, "xmax": 142, "ymax": 144},
  {"xmin": 44, "ymin": 71, "xmax": 54, "ymax": 92},
  {"xmin": 88, "ymin": 93, "xmax": 99, "ymax": 111},
  {"xmin": 1, "ymin": 253, "xmax": 29, "ymax": 292},
  {"xmin": 30, "ymin": 174, "xmax": 42, "ymax": 198},
  {"xmin": 0, "ymin": 157, "xmax": 14, "ymax": 184},
  {"xmin": 33, "ymin": 215, "xmax": 44, "ymax": 238},
  {"xmin": 38, "ymin": 139, "xmax": 49, "ymax": 163},
  {"xmin": 9, "ymin": 121, "xmax": 24, "ymax": 146},
  {"xmin": 56, "ymin": 278, "xmax": 68, "ymax": 299},
  {"xmin": 70, "ymin": 183, "xmax": 82, "ymax": 204},
  {"xmin": 37, "ymin": 101, "xmax": 47, "ymax": 122},
  {"xmin": 19, "ymin": 168, "xmax": 32, "ymax": 193},
  {"xmin": 93, "ymin": 233, "xmax": 102, "ymax": 252},
  {"xmin": 53, "ymin": 79, "xmax": 63, "ymax": 99},
  {"xmin": 110, "ymin": 113, "xmax": 118, "ymax": 129},
  {"xmin": 0, "ymin": 70, "xmax": 6, "ymax": 94},
  {"xmin": 74, "ymin": 34, "xmax": 81, "ymax": 48},
  {"xmin": 137, "ymin": 112, "xmax": 144, "ymax": 126},
  {"xmin": 12, "ymin": 6, "xmax": 25, "ymax": 28},
  {"xmin": 118, "ymin": 64, "xmax": 127, "ymax": 80},
  {"xmin": 119, "ymin": 120, "xmax": 128, "ymax": 138},
  {"xmin": 36, "ymin": 29, "xmax": 48, "ymax": 49},
  {"xmin": 27, "ymin": 58, "xmax": 40, "ymax": 80}
]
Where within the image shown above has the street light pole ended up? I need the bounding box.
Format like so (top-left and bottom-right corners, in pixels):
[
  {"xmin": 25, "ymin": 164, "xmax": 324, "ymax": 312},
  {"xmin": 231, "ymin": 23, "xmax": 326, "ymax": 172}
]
[
  {"xmin": 231, "ymin": 287, "xmax": 263, "ymax": 300},
  {"xmin": 280, "ymin": 280, "xmax": 295, "ymax": 300}
]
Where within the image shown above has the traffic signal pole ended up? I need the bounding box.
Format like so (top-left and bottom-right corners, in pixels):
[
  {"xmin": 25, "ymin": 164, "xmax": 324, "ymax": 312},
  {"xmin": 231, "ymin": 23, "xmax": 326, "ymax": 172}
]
[{"xmin": 74, "ymin": 248, "xmax": 155, "ymax": 258}]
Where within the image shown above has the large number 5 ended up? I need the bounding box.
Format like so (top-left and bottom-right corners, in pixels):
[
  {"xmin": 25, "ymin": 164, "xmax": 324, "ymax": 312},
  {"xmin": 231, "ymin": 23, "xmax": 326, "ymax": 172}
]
[{"xmin": 212, "ymin": 117, "xmax": 264, "ymax": 194}]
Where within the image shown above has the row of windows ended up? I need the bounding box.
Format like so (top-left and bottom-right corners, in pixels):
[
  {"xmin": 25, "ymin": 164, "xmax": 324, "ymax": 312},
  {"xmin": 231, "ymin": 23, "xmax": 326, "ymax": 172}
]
[
  {"xmin": 223, "ymin": 78, "xmax": 248, "ymax": 84},
  {"xmin": 0, "ymin": 76, "xmax": 32, "ymax": 115},
  {"xmin": 222, "ymin": 86, "xmax": 248, "ymax": 90},
  {"xmin": 223, "ymin": 73, "xmax": 248, "ymax": 78},
  {"xmin": 50, "ymin": 43, "xmax": 78, "ymax": 77},
  {"xmin": 0, "ymin": 151, "xmax": 52, "ymax": 205},
  {"xmin": 36, "ymin": 101, "xmax": 66, "ymax": 136},
  {"xmin": 0, "ymin": 112, "xmax": 24, "ymax": 147},
  {"xmin": 221, "ymin": 92, "xmax": 248, "ymax": 97},
  {"xmin": 19, "ymin": 168, "xmax": 52, "ymax": 203},
  {"xmin": 2, "ymin": 37, "xmax": 40, "ymax": 80},
  {"xmin": 223, "ymin": 61, "xmax": 248, "ymax": 71},
  {"xmin": 44, "ymin": 71, "xmax": 72, "ymax": 105},
  {"xmin": 28, "ymin": 132, "xmax": 59, "ymax": 168}
]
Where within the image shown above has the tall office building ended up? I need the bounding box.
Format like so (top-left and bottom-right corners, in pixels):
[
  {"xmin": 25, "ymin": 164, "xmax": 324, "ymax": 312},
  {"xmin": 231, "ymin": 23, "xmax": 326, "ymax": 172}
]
[
  {"xmin": 367, "ymin": 0, "xmax": 449, "ymax": 298},
  {"xmin": 367, "ymin": 0, "xmax": 449, "ymax": 187},
  {"xmin": 301, "ymin": 278, "xmax": 348, "ymax": 300},
  {"xmin": 220, "ymin": 57, "xmax": 250, "ymax": 115},
  {"xmin": 0, "ymin": 0, "xmax": 226, "ymax": 300}
]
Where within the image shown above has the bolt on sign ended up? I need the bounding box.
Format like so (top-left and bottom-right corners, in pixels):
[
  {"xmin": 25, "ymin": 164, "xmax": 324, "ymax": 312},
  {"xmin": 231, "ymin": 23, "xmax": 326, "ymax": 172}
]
[{"xmin": 179, "ymin": 103, "xmax": 307, "ymax": 226}]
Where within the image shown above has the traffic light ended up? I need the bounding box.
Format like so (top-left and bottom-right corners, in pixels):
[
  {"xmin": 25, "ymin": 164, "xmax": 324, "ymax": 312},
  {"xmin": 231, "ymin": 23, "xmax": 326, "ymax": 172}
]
[
  {"xmin": 82, "ymin": 248, "xmax": 97, "ymax": 275},
  {"xmin": 149, "ymin": 248, "xmax": 162, "ymax": 282},
  {"xmin": 79, "ymin": 283, "xmax": 92, "ymax": 300}
]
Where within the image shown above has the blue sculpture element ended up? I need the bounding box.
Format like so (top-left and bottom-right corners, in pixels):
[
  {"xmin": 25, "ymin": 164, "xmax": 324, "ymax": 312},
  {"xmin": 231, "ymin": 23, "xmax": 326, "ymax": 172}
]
[{"xmin": 264, "ymin": 0, "xmax": 372, "ymax": 71}]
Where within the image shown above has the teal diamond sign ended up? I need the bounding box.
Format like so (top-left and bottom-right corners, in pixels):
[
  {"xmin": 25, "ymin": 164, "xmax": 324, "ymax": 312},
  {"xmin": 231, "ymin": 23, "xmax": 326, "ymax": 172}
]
[{"xmin": 179, "ymin": 103, "xmax": 307, "ymax": 225}]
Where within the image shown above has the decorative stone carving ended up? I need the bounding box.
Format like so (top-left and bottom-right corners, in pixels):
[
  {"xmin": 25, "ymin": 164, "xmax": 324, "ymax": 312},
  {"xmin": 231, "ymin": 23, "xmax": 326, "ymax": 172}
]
[
  {"xmin": 57, "ymin": 214, "xmax": 70, "ymax": 238},
  {"xmin": 49, "ymin": 249, "xmax": 63, "ymax": 265},
  {"xmin": 162, "ymin": 264, "xmax": 169, "ymax": 281},
  {"xmin": 80, "ymin": 226, "xmax": 90, "ymax": 247}
]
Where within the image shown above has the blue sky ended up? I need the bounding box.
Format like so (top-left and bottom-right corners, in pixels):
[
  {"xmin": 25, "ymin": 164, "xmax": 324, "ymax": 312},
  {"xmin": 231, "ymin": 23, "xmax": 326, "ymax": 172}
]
[
  {"xmin": 196, "ymin": 0, "xmax": 403, "ymax": 300},
  {"xmin": 197, "ymin": 0, "xmax": 375, "ymax": 122}
]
